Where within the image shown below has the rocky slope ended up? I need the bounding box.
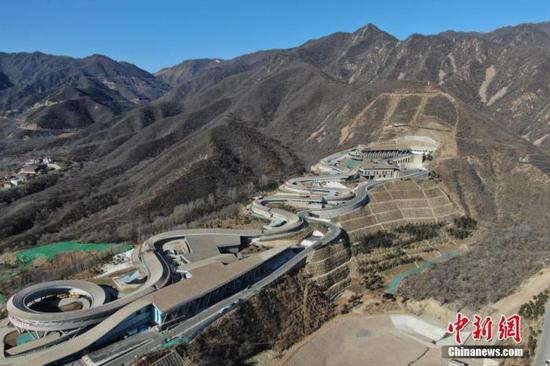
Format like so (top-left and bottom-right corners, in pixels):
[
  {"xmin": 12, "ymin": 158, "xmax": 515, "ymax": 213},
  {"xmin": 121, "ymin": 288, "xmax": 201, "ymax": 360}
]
[{"xmin": 156, "ymin": 22, "xmax": 550, "ymax": 152}]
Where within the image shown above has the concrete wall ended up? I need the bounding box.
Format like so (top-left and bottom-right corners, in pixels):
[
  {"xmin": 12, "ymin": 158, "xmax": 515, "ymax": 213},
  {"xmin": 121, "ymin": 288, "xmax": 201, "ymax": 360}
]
[{"xmin": 306, "ymin": 239, "xmax": 352, "ymax": 299}]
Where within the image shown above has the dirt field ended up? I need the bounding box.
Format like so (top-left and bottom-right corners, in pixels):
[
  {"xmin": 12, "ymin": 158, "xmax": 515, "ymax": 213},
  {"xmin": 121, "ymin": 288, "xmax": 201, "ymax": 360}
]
[
  {"xmin": 279, "ymin": 314, "xmax": 446, "ymax": 366},
  {"xmin": 492, "ymin": 267, "xmax": 550, "ymax": 315}
]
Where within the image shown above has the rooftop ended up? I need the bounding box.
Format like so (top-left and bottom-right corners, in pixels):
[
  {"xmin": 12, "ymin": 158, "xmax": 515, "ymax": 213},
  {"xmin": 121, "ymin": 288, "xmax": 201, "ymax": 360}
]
[
  {"xmin": 363, "ymin": 139, "xmax": 437, "ymax": 152},
  {"xmin": 359, "ymin": 161, "xmax": 400, "ymax": 170},
  {"xmin": 146, "ymin": 246, "xmax": 290, "ymax": 313},
  {"xmin": 156, "ymin": 233, "xmax": 243, "ymax": 263}
]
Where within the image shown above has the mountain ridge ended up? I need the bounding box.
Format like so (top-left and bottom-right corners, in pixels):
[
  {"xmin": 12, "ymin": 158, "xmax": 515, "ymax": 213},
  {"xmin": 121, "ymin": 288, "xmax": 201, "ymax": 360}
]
[{"xmin": 0, "ymin": 51, "xmax": 169, "ymax": 130}]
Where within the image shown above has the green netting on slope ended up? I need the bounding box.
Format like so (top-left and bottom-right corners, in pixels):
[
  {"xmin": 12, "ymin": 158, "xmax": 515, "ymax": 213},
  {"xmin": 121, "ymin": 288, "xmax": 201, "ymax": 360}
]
[
  {"xmin": 156, "ymin": 338, "xmax": 185, "ymax": 350},
  {"xmin": 386, "ymin": 263, "xmax": 430, "ymax": 295},
  {"xmin": 15, "ymin": 241, "xmax": 133, "ymax": 264},
  {"xmin": 385, "ymin": 250, "xmax": 460, "ymax": 295}
]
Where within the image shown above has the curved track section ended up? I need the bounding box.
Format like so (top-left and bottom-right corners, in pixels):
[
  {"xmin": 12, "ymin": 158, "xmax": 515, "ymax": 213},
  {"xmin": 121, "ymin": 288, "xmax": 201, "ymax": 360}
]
[
  {"xmin": 8, "ymin": 280, "xmax": 106, "ymax": 331},
  {"xmin": 7, "ymin": 249, "xmax": 168, "ymax": 332},
  {"xmin": 251, "ymin": 196, "xmax": 305, "ymax": 238},
  {"xmin": 1, "ymin": 300, "xmax": 152, "ymax": 365}
]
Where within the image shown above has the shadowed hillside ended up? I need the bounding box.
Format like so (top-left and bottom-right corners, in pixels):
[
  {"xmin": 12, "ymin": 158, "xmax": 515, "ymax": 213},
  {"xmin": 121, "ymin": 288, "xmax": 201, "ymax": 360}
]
[{"xmin": 0, "ymin": 52, "xmax": 169, "ymax": 130}]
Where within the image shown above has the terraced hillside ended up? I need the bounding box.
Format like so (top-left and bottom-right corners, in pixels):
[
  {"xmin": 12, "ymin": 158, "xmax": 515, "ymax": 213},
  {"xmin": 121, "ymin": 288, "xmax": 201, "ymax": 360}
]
[
  {"xmin": 306, "ymin": 240, "xmax": 352, "ymax": 299},
  {"xmin": 336, "ymin": 179, "xmax": 461, "ymax": 242}
]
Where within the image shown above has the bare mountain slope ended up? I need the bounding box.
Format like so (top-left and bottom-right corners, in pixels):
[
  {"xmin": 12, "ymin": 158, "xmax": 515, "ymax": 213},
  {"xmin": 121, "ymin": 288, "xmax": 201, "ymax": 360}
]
[
  {"xmin": 1, "ymin": 22, "xmax": 550, "ymax": 308},
  {"xmin": 157, "ymin": 22, "xmax": 550, "ymax": 152},
  {"xmin": 0, "ymin": 52, "xmax": 169, "ymax": 130}
]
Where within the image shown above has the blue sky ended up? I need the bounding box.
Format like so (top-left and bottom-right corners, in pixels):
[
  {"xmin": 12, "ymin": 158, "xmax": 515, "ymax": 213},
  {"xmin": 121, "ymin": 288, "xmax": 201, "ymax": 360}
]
[{"xmin": 1, "ymin": 0, "xmax": 548, "ymax": 72}]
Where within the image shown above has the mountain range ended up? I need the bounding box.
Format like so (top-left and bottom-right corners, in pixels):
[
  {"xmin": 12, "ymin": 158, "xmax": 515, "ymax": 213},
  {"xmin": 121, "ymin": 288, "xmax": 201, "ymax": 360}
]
[
  {"xmin": 1, "ymin": 21, "xmax": 550, "ymax": 305},
  {"xmin": 0, "ymin": 52, "xmax": 168, "ymax": 130}
]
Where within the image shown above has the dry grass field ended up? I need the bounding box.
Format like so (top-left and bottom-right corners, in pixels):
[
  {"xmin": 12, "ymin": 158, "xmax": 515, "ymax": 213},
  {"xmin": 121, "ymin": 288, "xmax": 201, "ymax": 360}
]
[{"xmin": 280, "ymin": 314, "xmax": 451, "ymax": 366}]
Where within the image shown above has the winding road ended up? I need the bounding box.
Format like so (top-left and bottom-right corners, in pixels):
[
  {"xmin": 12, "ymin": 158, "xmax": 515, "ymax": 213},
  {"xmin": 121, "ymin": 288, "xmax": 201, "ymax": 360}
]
[{"xmin": 534, "ymin": 302, "xmax": 550, "ymax": 366}]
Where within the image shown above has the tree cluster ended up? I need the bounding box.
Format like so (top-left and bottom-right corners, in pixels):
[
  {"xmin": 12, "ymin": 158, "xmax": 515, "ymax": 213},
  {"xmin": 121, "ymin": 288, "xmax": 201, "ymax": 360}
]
[
  {"xmin": 519, "ymin": 290, "xmax": 549, "ymax": 320},
  {"xmin": 447, "ymin": 216, "xmax": 478, "ymax": 239},
  {"xmin": 399, "ymin": 225, "xmax": 550, "ymax": 308},
  {"xmin": 395, "ymin": 222, "xmax": 444, "ymax": 241}
]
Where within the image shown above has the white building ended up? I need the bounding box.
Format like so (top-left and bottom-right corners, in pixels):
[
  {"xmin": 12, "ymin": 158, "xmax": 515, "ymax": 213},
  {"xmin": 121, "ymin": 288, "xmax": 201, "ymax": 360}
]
[{"xmin": 358, "ymin": 161, "xmax": 401, "ymax": 180}]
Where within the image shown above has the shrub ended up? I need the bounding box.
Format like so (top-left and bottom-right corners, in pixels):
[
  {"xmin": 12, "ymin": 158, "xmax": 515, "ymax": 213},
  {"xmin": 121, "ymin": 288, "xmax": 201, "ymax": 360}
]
[
  {"xmin": 447, "ymin": 216, "xmax": 477, "ymax": 239},
  {"xmin": 447, "ymin": 228, "xmax": 470, "ymax": 239},
  {"xmin": 395, "ymin": 223, "xmax": 444, "ymax": 241},
  {"xmin": 454, "ymin": 217, "xmax": 477, "ymax": 230},
  {"xmin": 356, "ymin": 231, "xmax": 396, "ymax": 254}
]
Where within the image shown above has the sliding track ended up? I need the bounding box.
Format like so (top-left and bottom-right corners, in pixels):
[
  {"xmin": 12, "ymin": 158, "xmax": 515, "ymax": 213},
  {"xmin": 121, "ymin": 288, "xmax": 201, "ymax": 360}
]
[{"xmin": 1, "ymin": 146, "xmax": 429, "ymax": 365}]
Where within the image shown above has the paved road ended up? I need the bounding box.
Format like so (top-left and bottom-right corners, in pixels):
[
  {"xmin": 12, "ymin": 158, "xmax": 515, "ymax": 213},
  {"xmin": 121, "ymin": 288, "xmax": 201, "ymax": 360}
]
[{"xmin": 534, "ymin": 302, "xmax": 550, "ymax": 366}]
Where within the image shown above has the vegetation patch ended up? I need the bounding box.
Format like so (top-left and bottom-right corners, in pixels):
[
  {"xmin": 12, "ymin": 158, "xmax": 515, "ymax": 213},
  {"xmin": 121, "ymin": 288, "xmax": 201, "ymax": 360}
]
[
  {"xmin": 515, "ymin": 289, "xmax": 549, "ymax": 363},
  {"xmin": 355, "ymin": 231, "xmax": 397, "ymax": 253},
  {"xmin": 354, "ymin": 222, "xmax": 446, "ymax": 255},
  {"xmin": 352, "ymin": 221, "xmax": 468, "ymax": 293},
  {"xmin": 519, "ymin": 290, "xmax": 549, "ymax": 321},
  {"xmin": 395, "ymin": 223, "xmax": 444, "ymax": 241},
  {"xmin": 13, "ymin": 241, "xmax": 132, "ymax": 265},
  {"xmin": 341, "ymin": 293, "xmax": 364, "ymax": 314},
  {"xmin": 447, "ymin": 217, "xmax": 477, "ymax": 239},
  {"xmin": 399, "ymin": 225, "xmax": 548, "ymax": 308}
]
